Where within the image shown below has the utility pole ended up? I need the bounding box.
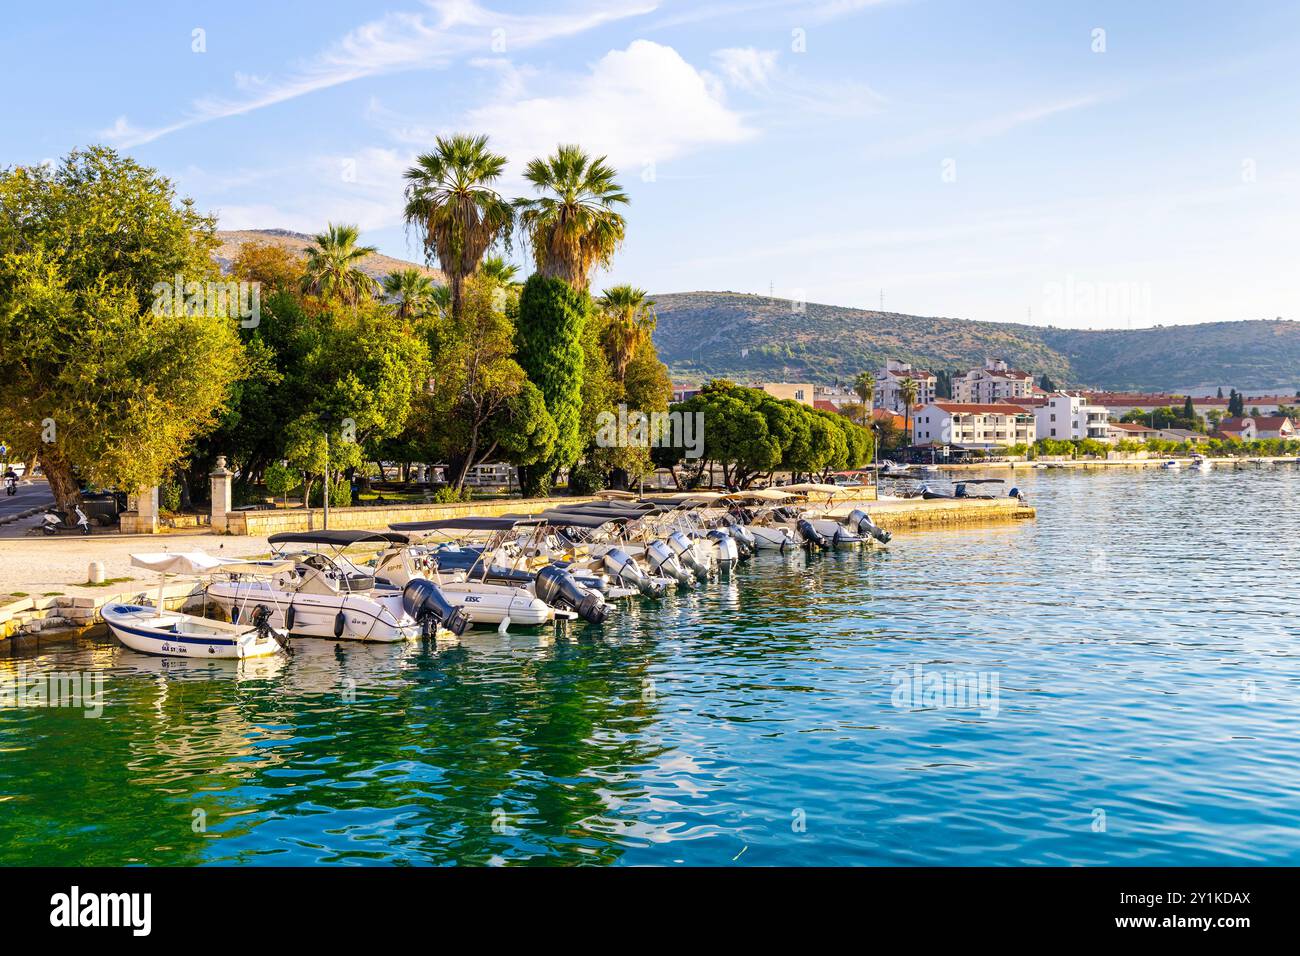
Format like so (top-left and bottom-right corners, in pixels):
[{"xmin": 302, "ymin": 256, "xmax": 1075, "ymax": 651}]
[{"xmin": 323, "ymin": 426, "xmax": 330, "ymax": 530}]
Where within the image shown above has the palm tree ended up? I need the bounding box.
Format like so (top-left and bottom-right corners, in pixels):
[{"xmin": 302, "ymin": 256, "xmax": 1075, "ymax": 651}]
[
  {"xmin": 429, "ymin": 284, "xmax": 452, "ymax": 321},
  {"xmin": 515, "ymin": 144, "xmax": 628, "ymax": 292},
  {"xmin": 381, "ymin": 268, "xmax": 438, "ymax": 320},
  {"xmin": 899, "ymin": 377, "xmax": 919, "ymax": 445},
  {"xmin": 301, "ymin": 223, "xmax": 378, "ymax": 305},
  {"xmin": 477, "ymin": 255, "xmax": 521, "ymax": 288},
  {"xmin": 852, "ymin": 372, "xmax": 875, "ymax": 427},
  {"xmin": 596, "ymin": 285, "xmax": 656, "ymax": 381},
  {"xmin": 403, "ymin": 134, "xmax": 513, "ymax": 318}
]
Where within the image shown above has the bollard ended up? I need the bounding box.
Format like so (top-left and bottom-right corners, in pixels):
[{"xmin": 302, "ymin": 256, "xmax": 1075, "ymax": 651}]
[{"xmin": 88, "ymin": 561, "xmax": 105, "ymax": 585}]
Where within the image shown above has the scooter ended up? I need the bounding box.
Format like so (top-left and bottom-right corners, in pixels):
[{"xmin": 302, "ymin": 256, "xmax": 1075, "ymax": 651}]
[
  {"xmin": 4, "ymin": 476, "xmax": 16, "ymax": 496},
  {"xmin": 40, "ymin": 505, "xmax": 91, "ymax": 535}
]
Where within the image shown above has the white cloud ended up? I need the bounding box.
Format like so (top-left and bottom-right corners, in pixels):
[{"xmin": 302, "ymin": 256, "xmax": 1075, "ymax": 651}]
[
  {"xmin": 103, "ymin": 0, "xmax": 657, "ymax": 147},
  {"xmin": 710, "ymin": 46, "xmax": 884, "ymax": 118},
  {"xmin": 463, "ymin": 40, "xmax": 755, "ymax": 173},
  {"xmin": 711, "ymin": 48, "xmax": 778, "ymax": 92}
]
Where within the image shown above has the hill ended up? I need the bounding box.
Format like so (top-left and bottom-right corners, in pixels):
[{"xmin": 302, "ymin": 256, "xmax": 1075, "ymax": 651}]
[
  {"xmin": 214, "ymin": 229, "xmax": 445, "ymax": 284},
  {"xmin": 650, "ymin": 291, "xmax": 1300, "ymax": 392}
]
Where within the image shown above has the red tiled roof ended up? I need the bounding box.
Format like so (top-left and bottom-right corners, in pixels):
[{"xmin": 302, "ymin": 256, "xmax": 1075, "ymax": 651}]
[
  {"xmin": 924, "ymin": 402, "xmax": 1031, "ymax": 415},
  {"xmin": 1109, "ymin": 421, "xmax": 1157, "ymax": 433},
  {"xmin": 813, "ymin": 400, "xmax": 840, "ymax": 413}
]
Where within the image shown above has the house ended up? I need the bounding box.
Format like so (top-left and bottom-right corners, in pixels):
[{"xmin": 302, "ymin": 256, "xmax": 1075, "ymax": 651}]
[
  {"xmin": 1157, "ymin": 428, "xmax": 1209, "ymax": 444},
  {"xmin": 912, "ymin": 402, "xmax": 1036, "ymax": 448},
  {"xmin": 1034, "ymin": 392, "xmax": 1110, "ymax": 441},
  {"xmin": 1216, "ymin": 416, "xmax": 1295, "ymax": 441},
  {"xmin": 813, "ymin": 399, "xmax": 841, "ymax": 414},
  {"xmin": 954, "ymin": 359, "xmax": 1034, "ymax": 404},
  {"xmin": 871, "ymin": 407, "xmax": 907, "ymax": 431},
  {"xmin": 759, "ymin": 382, "xmax": 815, "ymax": 406},
  {"xmin": 874, "ymin": 360, "xmax": 937, "ymax": 414},
  {"xmin": 1083, "ymin": 392, "xmax": 1297, "ymax": 425},
  {"xmin": 813, "ymin": 383, "xmax": 859, "ymax": 409},
  {"xmin": 1108, "ymin": 421, "xmax": 1160, "ymax": 441},
  {"xmin": 671, "ymin": 383, "xmax": 702, "ymax": 403}
]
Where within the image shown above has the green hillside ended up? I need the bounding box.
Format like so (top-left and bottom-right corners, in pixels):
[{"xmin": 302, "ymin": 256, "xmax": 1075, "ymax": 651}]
[{"xmin": 651, "ymin": 292, "xmax": 1300, "ymax": 392}]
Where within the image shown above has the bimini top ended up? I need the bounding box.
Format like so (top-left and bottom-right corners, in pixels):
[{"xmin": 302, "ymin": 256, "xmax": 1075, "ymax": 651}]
[
  {"xmin": 955, "ymin": 478, "xmax": 1005, "ymax": 485},
  {"xmin": 129, "ymin": 551, "xmax": 297, "ymax": 575},
  {"xmin": 721, "ymin": 488, "xmax": 796, "ymax": 502},
  {"xmin": 389, "ymin": 516, "xmax": 544, "ymax": 533},
  {"xmin": 267, "ymin": 530, "xmax": 410, "ymax": 547},
  {"xmin": 535, "ymin": 510, "xmax": 630, "ymax": 528}
]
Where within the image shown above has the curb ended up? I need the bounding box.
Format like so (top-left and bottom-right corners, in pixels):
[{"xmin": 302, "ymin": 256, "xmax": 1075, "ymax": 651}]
[{"xmin": 0, "ymin": 506, "xmax": 43, "ymax": 527}]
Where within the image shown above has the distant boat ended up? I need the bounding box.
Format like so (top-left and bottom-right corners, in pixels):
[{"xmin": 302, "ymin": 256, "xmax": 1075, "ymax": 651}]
[
  {"xmin": 1159, "ymin": 459, "xmax": 1182, "ymax": 470},
  {"xmin": 1191, "ymin": 456, "xmax": 1212, "ymax": 472}
]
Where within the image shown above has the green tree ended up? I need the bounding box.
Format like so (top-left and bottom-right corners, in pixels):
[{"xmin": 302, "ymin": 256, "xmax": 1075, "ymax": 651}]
[
  {"xmin": 515, "ymin": 144, "xmax": 628, "ymax": 292},
  {"xmin": 381, "ymin": 268, "xmax": 438, "ymax": 320},
  {"xmin": 852, "ymin": 372, "xmax": 875, "ymax": 426},
  {"xmin": 403, "ymin": 134, "xmax": 513, "ymax": 318},
  {"xmin": 0, "ymin": 147, "xmax": 244, "ymax": 510},
  {"xmin": 301, "ymin": 223, "xmax": 378, "ymax": 305},
  {"xmin": 477, "ymin": 255, "xmax": 521, "ymax": 288},
  {"xmin": 898, "ymin": 377, "xmax": 919, "ymax": 444},
  {"xmin": 515, "ymin": 274, "xmax": 589, "ymax": 493},
  {"xmin": 595, "ymin": 285, "xmax": 656, "ymax": 382}
]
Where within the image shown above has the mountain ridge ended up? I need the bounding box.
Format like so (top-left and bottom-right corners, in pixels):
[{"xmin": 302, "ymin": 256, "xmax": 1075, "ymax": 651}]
[{"xmin": 648, "ymin": 291, "xmax": 1300, "ymax": 392}]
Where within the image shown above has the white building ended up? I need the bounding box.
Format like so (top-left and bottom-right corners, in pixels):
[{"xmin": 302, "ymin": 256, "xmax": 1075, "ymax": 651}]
[
  {"xmin": 955, "ymin": 359, "xmax": 1034, "ymax": 404},
  {"xmin": 874, "ymin": 360, "xmax": 937, "ymax": 414},
  {"xmin": 1034, "ymin": 393, "xmax": 1111, "ymax": 441},
  {"xmin": 912, "ymin": 402, "xmax": 1037, "ymax": 448}
]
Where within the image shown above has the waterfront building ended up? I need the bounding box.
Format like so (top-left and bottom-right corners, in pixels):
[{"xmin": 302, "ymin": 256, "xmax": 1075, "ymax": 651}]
[
  {"xmin": 1083, "ymin": 392, "xmax": 1297, "ymax": 424},
  {"xmin": 814, "ymin": 383, "xmax": 859, "ymax": 409},
  {"xmin": 912, "ymin": 402, "xmax": 1036, "ymax": 448},
  {"xmin": 874, "ymin": 360, "xmax": 937, "ymax": 413},
  {"xmin": 758, "ymin": 382, "xmax": 815, "ymax": 405},
  {"xmin": 954, "ymin": 359, "xmax": 1034, "ymax": 404},
  {"xmin": 1034, "ymin": 392, "xmax": 1111, "ymax": 441},
  {"xmin": 1108, "ymin": 421, "xmax": 1160, "ymax": 441},
  {"xmin": 1216, "ymin": 415, "xmax": 1296, "ymax": 441}
]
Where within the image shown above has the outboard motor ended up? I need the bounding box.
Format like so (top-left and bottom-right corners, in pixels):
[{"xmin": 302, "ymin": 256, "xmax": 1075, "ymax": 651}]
[
  {"xmin": 603, "ymin": 549, "xmax": 659, "ymax": 596},
  {"xmin": 797, "ymin": 518, "xmax": 829, "ymax": 550},
  {"xmin": 848, "ymin": 508, "xmax": 893, "ymax": 544},
  {"xmin": 645, "ymin": 539, "xmax": 693, "ymax": 587},
  {"xmin": 402, "ymin": 579, "xmax": 470, "ymax": 637},
  {"xmin": 726, "ymin": 522, "xmax": 756, "ymax": 557},
  {"xmin": 535, "ymin": 565, "xmax": 610, "ymax": 624},
  {"xmin": 707, "ymin": 529, "xmax": 739, "ymax": 565},
  {"xmin": 1009, "ymin": 487, "xmax": 1025, "ymax": 502},
  {"xmin": 668, "ymin": 531, "xmax": 710, "ymax": 581}
]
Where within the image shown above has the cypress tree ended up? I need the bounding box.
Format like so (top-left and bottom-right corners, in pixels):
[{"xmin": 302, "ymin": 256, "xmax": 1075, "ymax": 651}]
[{"xmin": 515, "ymin": 274, "xmax": 587, "ymax": 494}]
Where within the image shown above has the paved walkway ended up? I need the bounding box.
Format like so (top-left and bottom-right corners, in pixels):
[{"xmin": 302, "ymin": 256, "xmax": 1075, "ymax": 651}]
[{"xmin": 0, "ymin": 477, "xmax": 53, "ymax": 524}]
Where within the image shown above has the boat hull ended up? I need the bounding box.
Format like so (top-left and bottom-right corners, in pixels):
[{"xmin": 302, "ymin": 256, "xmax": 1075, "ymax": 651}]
[
  {"xmin": 103, "ymin": 604, "xmax": 281, "ymax": 659},
  {"xmin": 206, "ymin": 581, "xmax": 420, "ymax": 642}
]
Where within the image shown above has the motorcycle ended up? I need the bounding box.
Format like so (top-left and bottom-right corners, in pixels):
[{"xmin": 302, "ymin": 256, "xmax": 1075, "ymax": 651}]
[
  {"xmin": 4, "ymin": 476, "xmax": 16, "ymax": 496},
  {"xmin": 40, "ymin": 506, "xmax": 91, "ymax": 536}
]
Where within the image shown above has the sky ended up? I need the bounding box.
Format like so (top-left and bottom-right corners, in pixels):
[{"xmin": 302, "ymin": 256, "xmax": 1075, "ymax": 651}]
[{"xmin": 4, "ymin": 0, "xmax": 1300, "ymax": 329}]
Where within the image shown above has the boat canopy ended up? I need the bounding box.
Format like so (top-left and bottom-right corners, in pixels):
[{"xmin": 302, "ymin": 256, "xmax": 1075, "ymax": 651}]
[
  {"xmin": 389, "ymin": 516, "xmax": 543, "ymax": 533},
  {"xmin": 267, "ymin": 530, "xmax": 410, "ymax": 547},
  {"xmin": 782, "ymin": 482, "xmax": 850, "ymax": 495},
  {"xmin": 720, "ymin": 488, "xmax": 797, "ymax": 502},
  {"xmin": 535, "ymin": 510, "xmax": 629, "ymax": 528},
  {"xmin": 956, "ymin": 478, "xmax": 1005, "ymax": 485},
  {"xmin": 129, "ymin": 552, "xmax": 298, "ymax": 576}
]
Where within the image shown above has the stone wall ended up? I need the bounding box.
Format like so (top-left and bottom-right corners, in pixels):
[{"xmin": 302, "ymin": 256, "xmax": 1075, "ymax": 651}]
[{"xmin": 220, "ymin": 495, "xmax": 601, "ymax": 536}]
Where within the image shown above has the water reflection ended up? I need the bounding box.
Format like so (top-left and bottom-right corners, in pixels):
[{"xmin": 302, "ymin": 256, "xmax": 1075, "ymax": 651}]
[{"xmin": 2, "ymin": 467, "xmax": 1300, "ymax": 864}]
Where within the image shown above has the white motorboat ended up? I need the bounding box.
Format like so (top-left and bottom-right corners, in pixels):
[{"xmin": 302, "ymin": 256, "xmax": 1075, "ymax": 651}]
[
  {"xmin": 1191, "ymin": 456, "xmax": 1212, "ymax": 472},
  {"xmin": 379, "ymin": 517, "xmax": 610, "ymax": 627},
  {"xmin": 205, "ymin": 530, "xmax": 465, "ymax": 642},
  {"xmin": 104, "ymin": 552, "xmax": 289, "ymax": 659},
  {"xmin": 1159, "ymin": 459, "xmax": 1182, "ymax": 470}
]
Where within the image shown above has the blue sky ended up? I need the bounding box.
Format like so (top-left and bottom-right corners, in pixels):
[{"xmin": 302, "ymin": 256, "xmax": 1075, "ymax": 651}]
[{"xmin": 4, "ymin": 0, "xmax": 1300, "ymax": 328}]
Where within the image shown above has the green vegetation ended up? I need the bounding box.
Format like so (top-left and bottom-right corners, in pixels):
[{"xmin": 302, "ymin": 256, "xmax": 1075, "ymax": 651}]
[
  {"xmin": 651, "ymin": 291, "xmax": 1300, "ymax": 391},
  {"xmin": 82, "ymin": 577, "xmax": 133, "ymax": 588},
  {"xmin": 655, "ymin": 380, "xmax": 873, "ymax": 489},
  {"xmin": 0, "ymin": 147, "xmax": 244, "ymax": 512}
]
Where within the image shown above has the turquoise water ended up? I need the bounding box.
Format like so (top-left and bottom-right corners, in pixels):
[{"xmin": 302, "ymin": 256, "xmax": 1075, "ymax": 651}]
[{"xmin": 2, "ymin": 466, "xmax": 1299, "ymax": 865}]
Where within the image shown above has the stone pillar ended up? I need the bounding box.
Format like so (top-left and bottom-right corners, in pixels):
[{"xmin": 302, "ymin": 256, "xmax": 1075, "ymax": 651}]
[
  {"xmin": 135, "ymin": 485, "xmax": 160, "ymax": 534},
  {"xmin": 210, "ymin": 456, "xmax": 233, "ymax": 533}
]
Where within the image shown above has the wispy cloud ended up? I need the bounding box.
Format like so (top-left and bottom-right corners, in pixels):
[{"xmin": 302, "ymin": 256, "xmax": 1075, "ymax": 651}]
[
  {"xmin": 711, "ymin": 46, "xmax": 885, "ymax": 117},
  {"xmin": 102, "ymin": 0, "xmax": 657, "ymax": 147},
  {"xmin": 649, "ymin": 0, "xmax": 896, "ymax": 31},
  {"xmin": 861, "ymin": 94, "xmax": 1108, "ymax": 159}
]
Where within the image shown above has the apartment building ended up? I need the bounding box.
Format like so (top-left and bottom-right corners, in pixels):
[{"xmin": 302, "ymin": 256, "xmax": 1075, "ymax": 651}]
[
  {"xmin": 954, "ymin": 359, "xmax": 1034, "ymax": 404},
  {"xmin": 874, "ymin": 360, "xmax": 937, "ymax": 413},
  {"xmin": 912, "ymin": 402, "xmax": 1036, "ymax": 448}
]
